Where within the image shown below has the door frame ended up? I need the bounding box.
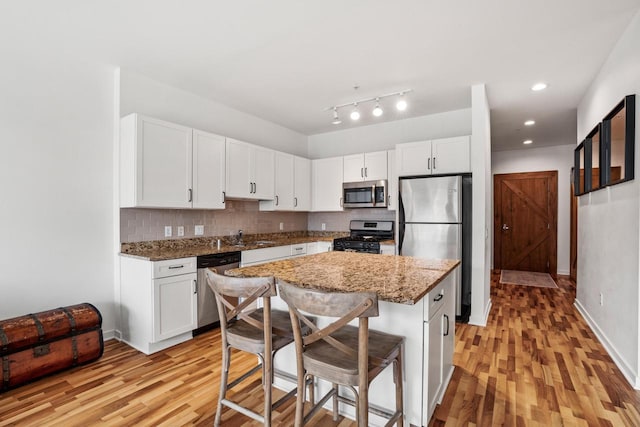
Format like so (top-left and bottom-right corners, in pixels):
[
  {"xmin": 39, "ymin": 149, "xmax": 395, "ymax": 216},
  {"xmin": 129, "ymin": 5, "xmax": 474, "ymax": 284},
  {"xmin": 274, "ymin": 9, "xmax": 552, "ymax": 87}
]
[{"xmin": 494, "ymin": 170, "xmax": 558, "ymax": 276}]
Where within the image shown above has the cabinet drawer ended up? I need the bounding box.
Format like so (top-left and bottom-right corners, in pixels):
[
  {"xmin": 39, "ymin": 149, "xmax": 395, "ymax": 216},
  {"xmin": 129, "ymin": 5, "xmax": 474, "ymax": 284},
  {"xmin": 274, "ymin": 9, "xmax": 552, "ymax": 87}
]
[
  {"xmin": 424, "ymin": 280, "xmax": 447, "ymax": 322},
  {"xmin": 152, "ymin": 257, "xmax": 197, "ymax": 279},
  {"xmin": 242, "ymin": 245, "xmax": 291, "ymax": 265},
  {"xmin": 290, "ymin": 243, "xmax": 307, "ymax": 257}
]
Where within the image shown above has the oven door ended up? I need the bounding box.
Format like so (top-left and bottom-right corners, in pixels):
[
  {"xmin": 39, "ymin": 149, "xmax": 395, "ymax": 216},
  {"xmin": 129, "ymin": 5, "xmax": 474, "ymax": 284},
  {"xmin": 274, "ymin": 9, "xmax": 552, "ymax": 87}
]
[{"xmin": 343, "ymin": 180, "xmax": 388, "ymax": 208}]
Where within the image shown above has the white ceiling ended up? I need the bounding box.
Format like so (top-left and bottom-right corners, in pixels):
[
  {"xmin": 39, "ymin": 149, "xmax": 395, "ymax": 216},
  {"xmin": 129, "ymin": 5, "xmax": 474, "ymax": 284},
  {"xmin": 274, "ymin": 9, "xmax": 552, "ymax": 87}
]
[{"xmin": 6, "ymin": 1, "xmax": 640, "ymax": 151}]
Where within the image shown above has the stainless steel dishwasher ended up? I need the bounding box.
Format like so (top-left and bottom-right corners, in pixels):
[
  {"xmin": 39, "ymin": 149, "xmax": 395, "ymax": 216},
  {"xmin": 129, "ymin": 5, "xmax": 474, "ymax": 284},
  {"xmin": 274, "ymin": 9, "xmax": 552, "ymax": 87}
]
[{"xmin": 193, "ymin": 251, "xmax": 241, "ymax": 336}]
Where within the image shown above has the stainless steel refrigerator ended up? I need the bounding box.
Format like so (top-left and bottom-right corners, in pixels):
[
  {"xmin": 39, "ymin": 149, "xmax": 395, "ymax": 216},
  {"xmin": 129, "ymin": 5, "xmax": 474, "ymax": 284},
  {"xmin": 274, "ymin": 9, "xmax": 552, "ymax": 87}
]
[{"xmin": 398, "ymin": 175, "xmax": 472, "ymax": 322}]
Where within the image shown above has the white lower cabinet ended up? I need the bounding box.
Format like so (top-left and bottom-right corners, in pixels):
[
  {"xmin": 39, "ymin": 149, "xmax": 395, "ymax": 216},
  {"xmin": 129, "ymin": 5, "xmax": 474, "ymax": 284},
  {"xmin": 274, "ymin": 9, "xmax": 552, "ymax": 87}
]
[
  {"xmin": 120, "ymin": 256, "xmax": 197, "ymax": 355},
  {"xmin": 307, "ymin": 241, "xmax": 332, "ymax": 254},
  {"xmin": 380, "ymin": 243, "xmax": 396, "ymax": 255},
  {"xmin": 423, "ymin": 274, "xmax": 456, "ymax": 423}
]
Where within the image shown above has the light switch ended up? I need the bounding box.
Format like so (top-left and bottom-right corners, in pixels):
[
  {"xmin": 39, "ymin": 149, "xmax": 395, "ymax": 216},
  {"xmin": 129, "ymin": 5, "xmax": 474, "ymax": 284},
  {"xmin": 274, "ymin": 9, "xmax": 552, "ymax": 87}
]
[
  {"xmin": 164, "ymin": 226, "xmax": 172, "ymax": 237},
  {"xmin": 195, "ymin": 225, "xmax": 204, "ymax": 236},
  {"xmin": 177, "ymin": 226, "xmax": 184, "ymax": 237}
]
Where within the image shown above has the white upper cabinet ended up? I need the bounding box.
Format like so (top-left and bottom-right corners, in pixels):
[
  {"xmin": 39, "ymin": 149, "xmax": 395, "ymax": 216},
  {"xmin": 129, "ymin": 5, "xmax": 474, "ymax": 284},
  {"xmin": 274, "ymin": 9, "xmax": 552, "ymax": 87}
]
[
  {"xmin": 396, "ymin": 136, "xmax": 470, "ymax": 177},
  {"xmin": 260, "ymin": 151, "xmax": 294, "ymax": 211},
  {"xmin": 120, "ymin": 113, "xmax": 225, "ymax": 209},
  {"xmin": 226, "ymin": 138, "xmax": 275, "ymax": 200},
  {"xmin": 192, "ymin": 129, "xmax": 226, "ymax": 209},
  {"xmin": 343, "ymin": 150, "xmax": 388, "ymax": 182},
  {"xmin": 293, "ymin": 156, "xmax": 311, "ymax": 211},
  {"xmin": 311, "ymin": 156, "xmax": 344, "ymax": 211},
  {"xmin": 260, "ymin": 153, "xmax": 311, "ymax": 211},
  {"xmin": 387, "ymin": 149, "xmax": 397, "ymax": 210}
]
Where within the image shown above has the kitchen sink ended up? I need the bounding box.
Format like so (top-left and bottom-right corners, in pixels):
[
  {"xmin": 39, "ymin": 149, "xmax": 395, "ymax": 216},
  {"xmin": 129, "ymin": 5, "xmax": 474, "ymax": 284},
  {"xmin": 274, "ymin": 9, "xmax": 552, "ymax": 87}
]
[{"xmin": 255, "ymin": 240, "xmax": 275, "ymax": 246}]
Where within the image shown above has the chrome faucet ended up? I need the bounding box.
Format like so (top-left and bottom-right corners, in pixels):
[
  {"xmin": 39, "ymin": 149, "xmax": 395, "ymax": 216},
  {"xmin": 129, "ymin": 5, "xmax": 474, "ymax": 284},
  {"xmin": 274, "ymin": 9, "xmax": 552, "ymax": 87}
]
[{"xmin": 237, "ymin": 229, "xmax": 243, "ymax": 245}]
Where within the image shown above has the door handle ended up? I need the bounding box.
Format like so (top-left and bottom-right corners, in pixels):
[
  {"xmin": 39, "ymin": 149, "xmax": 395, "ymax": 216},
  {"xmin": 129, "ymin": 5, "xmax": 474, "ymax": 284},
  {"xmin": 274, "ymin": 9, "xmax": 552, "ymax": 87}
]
[
  {"xmin": 222, "ymin": 191, "xmax": 225, "ymax": 203},
  {"xmin": 188, "ymin": 188, "xmax": 193, "ymax": 203},
  {"xmin": 364, "ymin": 167, "xmax": 368, "ymax": 177},
  {"xmin": 193, "ymin": 280, "xmax": 197, "ymax": 294},
  {"xmin": 502, "ymin": 224, "xmax": 510, "ymax": 231},
  {"xmin": 294, "ymin": 197, "xmax": 298, "ymax": 207},
  {"xmin": 427, "ymin": 157, "xmax": 431, "ymax": 170},
  {"xmin": 275, "ymin": 195, "xmax": 279, "ymax": 206},
  {"xmin": 361, "ymin": 167, "xmax": 364, "ymax": 178},
  {"xmin": 433, "ymin": 293, "xmax": 443, "ymax": 302},
  {"xmin": 433, "ymin": 157, "xmax": 436, "ymax": 170}
]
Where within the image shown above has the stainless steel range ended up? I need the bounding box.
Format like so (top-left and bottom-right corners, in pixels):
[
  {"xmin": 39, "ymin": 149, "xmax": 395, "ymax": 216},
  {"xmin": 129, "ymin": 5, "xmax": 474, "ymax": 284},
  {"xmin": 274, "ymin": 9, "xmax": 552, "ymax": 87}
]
[{"xmin": 333, "ymin": 220, "xmax": 394, "ymax": 254}]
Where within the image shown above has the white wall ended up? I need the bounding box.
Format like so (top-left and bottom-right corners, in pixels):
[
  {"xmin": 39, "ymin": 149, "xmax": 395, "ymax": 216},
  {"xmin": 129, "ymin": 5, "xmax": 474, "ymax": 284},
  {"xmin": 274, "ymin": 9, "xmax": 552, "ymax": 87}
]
[
  {"xmin": 492, "ymin": 144, "xmax": 575, "ymax": 275},
  {"xmin": 0, "ymin": 58, "xmax": 117, "ymax": 332},
  {"xmin": 576, "ymin": 10, "xmax": 640, "ymax": 388},
  {"xmin": 469, "ymin": 84, "xmax": 492, "ymax": 326},
  {"xmin": 120, "ymin": 70, "xmax": 308, "ymax": 157},
  {"xmin": 308, "ymin": 108, "xmax": 472, "ymax": 158}
]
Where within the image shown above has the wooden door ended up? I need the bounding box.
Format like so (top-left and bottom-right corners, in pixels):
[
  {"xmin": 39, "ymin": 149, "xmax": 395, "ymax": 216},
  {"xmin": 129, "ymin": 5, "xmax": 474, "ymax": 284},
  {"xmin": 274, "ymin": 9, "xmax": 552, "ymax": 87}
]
[{"xmin": 494, "ymin": 171, "xmax": 558, "ymax": 275}]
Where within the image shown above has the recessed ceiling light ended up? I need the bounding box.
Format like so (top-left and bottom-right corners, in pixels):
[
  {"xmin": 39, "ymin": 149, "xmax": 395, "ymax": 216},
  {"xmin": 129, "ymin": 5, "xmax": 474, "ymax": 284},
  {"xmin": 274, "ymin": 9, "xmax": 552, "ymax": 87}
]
[
  {"xmin": 531, "ymin": 83, "xmax": 547, "ymax": 91},
  {"xmin": 523, "ymin": 139, "xmax": 533, "ymax": 145},
  {"xmin": 524, "ymin": 120, "xmax": 535, "ymax": 126}
]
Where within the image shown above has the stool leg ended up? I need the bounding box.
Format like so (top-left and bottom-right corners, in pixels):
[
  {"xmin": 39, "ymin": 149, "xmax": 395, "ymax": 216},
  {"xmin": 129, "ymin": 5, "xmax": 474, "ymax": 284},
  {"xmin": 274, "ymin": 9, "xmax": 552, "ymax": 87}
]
[
  {"xmin": 294, "ymin": 370, "xmax": 306, "ymax": 426},
  {"xmin": 307, "ymin": 374, "xmax": 314, "ymax": 404},
  {"xmin": 214, "ymin": 345, "xmax": 231, "ymax": 427},
  {"xmin": 395, "ymin": 348, "xmax": 404, "ymax": 427},
  {"xmin": 332, "ymin": 383, "xmax": 339, "ymax": 421}
]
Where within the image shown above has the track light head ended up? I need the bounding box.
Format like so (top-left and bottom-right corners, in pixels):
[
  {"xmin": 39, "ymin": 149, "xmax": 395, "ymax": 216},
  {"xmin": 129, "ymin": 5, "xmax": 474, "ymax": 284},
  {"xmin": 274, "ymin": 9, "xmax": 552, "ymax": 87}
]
[
  {"xmin": 396, "ymin": 93, "xmax": 407, "ymax": 111},
  {"xmin": 332, "ymin": 108, "xmax": 342, "ymax": 125},
  {"xmin": 350, "ymin": 104, "xmax": 360, "ymax": 121},
  {"xmin": 372, "ymin": 98, "xmax": 383, "ymax": 117}
]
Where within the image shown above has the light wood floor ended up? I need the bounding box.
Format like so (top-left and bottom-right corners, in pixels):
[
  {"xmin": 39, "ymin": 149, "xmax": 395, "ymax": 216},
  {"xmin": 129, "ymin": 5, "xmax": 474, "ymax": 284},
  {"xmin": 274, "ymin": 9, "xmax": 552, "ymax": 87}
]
[{"xmin": 1, "ymin": 272, "xmax": 639, "ymax": 426}]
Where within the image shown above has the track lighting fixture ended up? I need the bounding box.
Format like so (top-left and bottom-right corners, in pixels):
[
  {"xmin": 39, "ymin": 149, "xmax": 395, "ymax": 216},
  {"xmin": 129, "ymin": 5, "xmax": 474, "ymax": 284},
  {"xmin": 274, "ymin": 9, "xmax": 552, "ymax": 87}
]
[{"xmin": 326, "ymin": 89, "xmax": 411, "ymax": 124}]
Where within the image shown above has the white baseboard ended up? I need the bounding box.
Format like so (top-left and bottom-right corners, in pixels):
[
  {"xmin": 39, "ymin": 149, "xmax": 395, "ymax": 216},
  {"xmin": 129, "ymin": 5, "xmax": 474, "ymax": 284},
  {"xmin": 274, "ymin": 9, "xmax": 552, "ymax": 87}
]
[
  {"xmin": 574, "ymin": 299, "xmax": 640, "ymax": 390},
  {"xmin": 556, "ymin": 269, "xmax": 569, "ymax": 276},
  {"xmin": 102, "ymin": 329, "xmax": 116, "ymax": 341}
]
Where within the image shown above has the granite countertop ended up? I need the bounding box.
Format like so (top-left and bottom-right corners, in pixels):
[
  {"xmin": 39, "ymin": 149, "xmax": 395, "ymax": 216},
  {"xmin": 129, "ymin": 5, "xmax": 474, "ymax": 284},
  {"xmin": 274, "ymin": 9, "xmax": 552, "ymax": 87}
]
[
  {"xmin": 225, "ymin": 251, "xmax": 459, "ymax": 305},
  {"xmin": 119, "ymin": 232, "xmax": 352, "ymax": 261}
]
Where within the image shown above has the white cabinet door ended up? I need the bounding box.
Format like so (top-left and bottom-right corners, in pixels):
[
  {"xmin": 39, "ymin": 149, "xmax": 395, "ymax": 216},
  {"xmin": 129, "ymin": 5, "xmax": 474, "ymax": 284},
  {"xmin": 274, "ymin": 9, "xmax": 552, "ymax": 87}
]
[
  {"xmin": 387, "ymin": 149, "xmax": 397, "ymax": 210},
  {"xmin": 343, "ymin": 153, "xmax": 365, "ymax": 182},
  {"xmin": 152, "ymin": 272, "xmax": 197, "ymax": 342},
  {"xmin": 343, "ymin": 151, "xmax": 388, "ymax": 182},
  {"xmin": 380, "ymin": 244, "xmax": 396, "ymax": 255},
  {"xmin": 226, "ymin": 139, "xmax": 275, "ymax": 200},
  {"xmin": 260, "ymin": 151, "xmax": 293, "ymax": 210},
  {"xmin": 121, "ymin": 114, "xmax": 193, "ymax": 208},
  {"xmin": 252, "ymin": 145, "xmax": 275, "ymax": 199},
  {"xmin": 424, "ymin": 306, "xmax": 444, "ymax": 423},
  {"xmin": 396, "ymin": 140, "xmax": 432, "ymax": 177},
  {"xmin": 441, "ymin": 277, "xmax": 455, "ymax": 386},
  {"xmin": 192, "ymin": 130, "xmax": 226, "ymax": 209},
  {"xmin": 363, "ymin": 150, "xmax": 388, "ymax": 181},
  {"xmin": 311, "ymin": 157, "xmax": 344, "ymax": 211},
  {"xmin": 307, "ymin": 241, "xmax": 332, "ymax": 254},
  {"xmin": 225, "ymin": 138, "xmax": 253, "ymax": 198},
  {"xmin": 432, "ymin": 136, "xmax": 470, "ymax": 174},
  {"xmin": 294, "ymin": 156, "xmax": 311, "ymax": 211}
]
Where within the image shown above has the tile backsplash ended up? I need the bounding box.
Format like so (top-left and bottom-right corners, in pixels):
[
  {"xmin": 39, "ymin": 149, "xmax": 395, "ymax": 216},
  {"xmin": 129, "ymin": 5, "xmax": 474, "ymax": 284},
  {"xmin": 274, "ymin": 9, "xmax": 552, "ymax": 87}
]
[
  {"xmin": 121, "ymin": 201, "xmax": 396, "ymax": 243},
  {"xmin": 120, "ymin": 200, "xmax": 308, "ymax": 243}
]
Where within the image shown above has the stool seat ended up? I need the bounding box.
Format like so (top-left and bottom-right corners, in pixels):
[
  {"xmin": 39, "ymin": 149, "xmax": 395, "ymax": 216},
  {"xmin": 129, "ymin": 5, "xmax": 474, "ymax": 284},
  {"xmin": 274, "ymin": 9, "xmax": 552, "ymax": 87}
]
[
  {"xmin": 226, "ymin": 308, "xmax": 296, "ymax": 354},
  {"xmin": 303, "ymin": 325, "xmax": 403, "ymax": 386}
]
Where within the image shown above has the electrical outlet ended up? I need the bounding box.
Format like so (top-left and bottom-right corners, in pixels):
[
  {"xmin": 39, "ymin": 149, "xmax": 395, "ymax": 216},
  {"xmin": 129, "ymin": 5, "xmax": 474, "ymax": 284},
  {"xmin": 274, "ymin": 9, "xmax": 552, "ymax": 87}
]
[
  {"xmin": 164, "ymin": 226, "xmax": 172, "ymax": 237},
  {"xmin": 321, "ymin": 223, "xmax": 326, "ymax": 231},
  {"xmin": 195, "ymin": 225, "xmax": 204, "ymax": 236},
  {"xmin": 177, "ymin": 226, "xmax": 184, "ymax": 237},
  {"xmin": 600, "ymin": 292, "xmax": 604, "ymax": 306},
  {"xmin": 279, "ymin": 222, "xmax": 284, "ymax": 231}
]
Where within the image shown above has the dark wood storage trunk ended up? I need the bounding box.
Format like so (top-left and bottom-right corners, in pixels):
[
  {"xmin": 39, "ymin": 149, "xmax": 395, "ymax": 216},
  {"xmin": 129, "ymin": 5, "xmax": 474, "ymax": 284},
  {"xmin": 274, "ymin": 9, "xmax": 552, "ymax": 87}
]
[{"xmin": 0, "ymin": 303, "xmax": 103, "ymax": 392}]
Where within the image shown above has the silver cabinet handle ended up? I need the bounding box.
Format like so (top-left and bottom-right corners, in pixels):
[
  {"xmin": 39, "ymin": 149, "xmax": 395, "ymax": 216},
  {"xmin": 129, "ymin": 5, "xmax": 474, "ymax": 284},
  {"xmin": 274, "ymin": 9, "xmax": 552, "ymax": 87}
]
[
  {"xmin": 433, "ymin": 157, "xmax": 436, "ymax": 170},
  {"xmin": 188, "ymin": 188, "xmax": 193, "ymax": 202},
  {"xmin": 444, "ymin": 314, "xmax": 450, "ymax": 336},
  {"xmin": 294, "ymin": 197, "xmax": 298, "ymax": 207},
  {"xmin": 193, "ymin": 280, "xmax": 197, "ymax": 294},
  {"xmin": 253, "ymin": 182, "xmax": 257, "ymax": 193},
  {"xmin": 339, "ymin": 197, "xmax": 343, "ymax": 207},
  {"xmin": 275, "ymin": 195, "xmax": 279, "ymax": 206},
  {"xmin": 361, "ymin": 167, "xmax": 364, "ymax": 178},
  {"xmin": 249, "ymin": 182, "xmax": 253, "ymax": 194},
  {"xmin": 365, "ymin": 167, "xmax": 368, "ymax": 177},
  {"xmin": 433, "ymin": 293, "xmax": 443, "ymax": 302},
  {"xmin": 168, "ymin": 265, "xmax": 184, "ymax": 270},
  {"xmin": 428, "ymin": 157, "xmax": 431, "ymax": 170},
  {"xmin": 222, "ymin": 191, "xmax": 225, "ymax": 204}
]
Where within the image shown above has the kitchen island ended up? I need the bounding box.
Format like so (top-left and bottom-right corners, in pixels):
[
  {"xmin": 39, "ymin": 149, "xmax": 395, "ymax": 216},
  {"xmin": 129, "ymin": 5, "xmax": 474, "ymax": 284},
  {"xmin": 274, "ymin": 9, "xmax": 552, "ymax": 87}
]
[{"xmin": 226, "ymin": 251, "xmax": 460, "ymax": 426}]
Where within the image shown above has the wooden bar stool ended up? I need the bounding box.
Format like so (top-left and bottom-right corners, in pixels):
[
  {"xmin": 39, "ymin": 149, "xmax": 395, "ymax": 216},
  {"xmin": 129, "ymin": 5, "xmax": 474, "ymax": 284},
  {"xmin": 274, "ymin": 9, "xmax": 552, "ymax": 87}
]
[
  {"xmin": 206, "ymin": 270, "xmax": 311, "ymax": 427},
  {"xmin": 278, "ymin": 279, "xmax": 404, "ymax": 427}
]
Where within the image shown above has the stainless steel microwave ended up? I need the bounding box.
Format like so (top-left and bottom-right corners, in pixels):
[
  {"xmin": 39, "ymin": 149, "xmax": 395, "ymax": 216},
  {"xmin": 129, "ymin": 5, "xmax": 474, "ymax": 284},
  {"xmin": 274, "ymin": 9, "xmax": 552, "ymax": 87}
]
[{"xmin": 342, "ymin": 180, "xmax": 388, "ymax": 208}]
